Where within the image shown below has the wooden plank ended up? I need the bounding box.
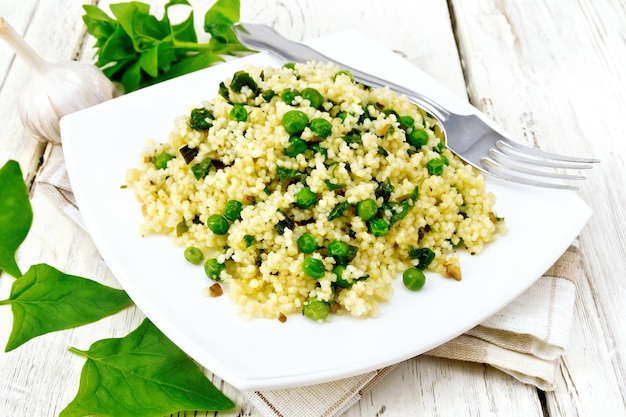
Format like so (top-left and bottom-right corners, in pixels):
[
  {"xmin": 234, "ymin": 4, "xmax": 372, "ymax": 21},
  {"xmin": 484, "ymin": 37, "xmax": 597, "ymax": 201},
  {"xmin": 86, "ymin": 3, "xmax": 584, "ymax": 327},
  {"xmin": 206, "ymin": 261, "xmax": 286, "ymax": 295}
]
[
  {"xmin": 0, "ymin": 0, "xmax": 36, "ymax": 86},
  {"xmin": 345, "ymin": 357, "xmax": 543, "ymax": 417},
  {"xmin": 449, "ymin": 1, "xmax": 626, "ymax": 416}
]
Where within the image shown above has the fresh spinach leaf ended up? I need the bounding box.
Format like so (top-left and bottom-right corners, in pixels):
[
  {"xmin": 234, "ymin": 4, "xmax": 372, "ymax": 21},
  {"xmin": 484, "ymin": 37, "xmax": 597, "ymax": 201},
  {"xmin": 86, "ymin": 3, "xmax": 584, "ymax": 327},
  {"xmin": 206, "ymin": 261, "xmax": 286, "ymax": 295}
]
[
  {"xmin": 0, "ymin": 264, "xmax": 131, "ymax": 352},
  {"xmin": 81, "ymin": 5, "xmax": 118, "ymax": 45},
  {"xmin": 0, "ymin": 160, "xmax": 32, "ymax": 278},
  {"xmin": 83, "ymin": 0, "xmax": 247, "ymax": 93},
  {"xmin": 61, "ymin": 319, "xmax": 235, "ymax": 417},
  {"xmin": 154, "ymin": 50, "xmax": 223, "ymax": 82},
  {"xmin": 204, "ymin": 0, "xmax": 246, "ymax": 51}
]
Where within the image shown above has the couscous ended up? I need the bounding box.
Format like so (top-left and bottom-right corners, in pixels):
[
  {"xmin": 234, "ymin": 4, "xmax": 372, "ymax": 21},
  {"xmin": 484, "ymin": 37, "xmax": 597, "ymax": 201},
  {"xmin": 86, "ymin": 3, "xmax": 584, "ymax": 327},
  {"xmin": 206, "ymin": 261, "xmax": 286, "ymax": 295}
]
[{"xmin": 126, "ymin": 61, "xmax": 504, "ymax": 321}]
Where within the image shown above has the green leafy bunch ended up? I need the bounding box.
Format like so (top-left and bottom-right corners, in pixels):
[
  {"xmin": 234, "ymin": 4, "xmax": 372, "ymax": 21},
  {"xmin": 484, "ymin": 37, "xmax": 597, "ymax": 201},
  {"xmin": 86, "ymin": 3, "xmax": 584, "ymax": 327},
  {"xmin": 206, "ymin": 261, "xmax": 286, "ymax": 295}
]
[
  {"xmin": 0, "ymin": 159, "xmax": 234, "ymax": 415},
  {"xmin": 83, "ymin": 0, "xmax": 247, "ymax": 93}
]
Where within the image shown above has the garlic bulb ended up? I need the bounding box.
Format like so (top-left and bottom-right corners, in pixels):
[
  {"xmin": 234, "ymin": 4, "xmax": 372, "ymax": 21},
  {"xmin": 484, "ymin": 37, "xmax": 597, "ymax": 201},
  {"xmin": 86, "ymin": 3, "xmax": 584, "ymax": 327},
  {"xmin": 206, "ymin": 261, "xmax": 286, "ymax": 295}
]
[{"xmin": 0, "ymin": 17, "xmax": 118, "ymax": 144}]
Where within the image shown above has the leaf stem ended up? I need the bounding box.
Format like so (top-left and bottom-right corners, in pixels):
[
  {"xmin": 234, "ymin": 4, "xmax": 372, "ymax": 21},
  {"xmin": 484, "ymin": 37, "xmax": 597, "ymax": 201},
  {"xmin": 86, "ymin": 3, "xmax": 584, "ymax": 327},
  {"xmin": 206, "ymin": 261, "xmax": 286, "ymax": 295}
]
[
  {"xmin": 0, "ymin": 17, "xmax": 49, "ymax": 74},
  {"xmin": 171, "ymin": 40, "xmax": 215, "ymax": 51},
  {"xmin": 68, "ymin": 346, "xmax": 89, "ymax": 358}
]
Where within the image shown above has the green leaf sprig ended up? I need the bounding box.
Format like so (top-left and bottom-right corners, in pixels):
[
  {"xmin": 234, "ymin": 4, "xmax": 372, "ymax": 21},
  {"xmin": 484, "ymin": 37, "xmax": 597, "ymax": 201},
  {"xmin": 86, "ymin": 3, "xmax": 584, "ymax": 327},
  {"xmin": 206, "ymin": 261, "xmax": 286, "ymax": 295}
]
[
  {"xmin": 0, "ymin": 160, "xmax": 32, "ymax": 277},
  {"xmin": 61, "ymin": 319, "xmax": 234, "ymax": 417},
  {"xmin": 0, "ymin": 263, "xmax": 131, "ymax": 352},
  {"xmin": 83, "ymin": 0, "xmax": 248, "ymax": 93},
  {"xmin": 0, "ymin": 159, "xmax": 234, "ymax": 415}
]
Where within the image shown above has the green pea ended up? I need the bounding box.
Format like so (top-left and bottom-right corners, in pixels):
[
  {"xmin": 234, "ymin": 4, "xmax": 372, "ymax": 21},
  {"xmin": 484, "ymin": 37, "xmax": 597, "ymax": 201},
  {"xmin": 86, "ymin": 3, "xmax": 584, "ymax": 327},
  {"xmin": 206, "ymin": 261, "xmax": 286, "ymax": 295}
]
[
  {"xmin": 327, "ymin": 239, "xmax": 358, "ymax": 265},
  {"xmin": 397, "ymin": 115, "xmax": 415, "ymax": 130},
  {"xmin": 223, "ymin": 200, "xmax": 243, "ymax": 221},
  {"xmin": 309, "ymin": 118, "xmax": 333, "ymax": 139},
  {"xmin": 328, "ymin": 240, "xmax": 358, "ymax": 264},
  {"xmin": 302, "ymin": 297, "xmax": 330, "ymax": 321},
  {"xmin": 204, "ymin": 258, "xmax": 225, "ymax": 281},
  {"xmin": 229, "ymin": 103, "xmax": 248, "ymax": 122},
  {"xmin": 282, "ymin": 62, "xmax": 296, "ymax": 70},
  {"xmin": 281, "ymin": 88, "xmax": 298, "ymax": 104},
  {"xmin": 368, "ymin": 218, "xmax": 390, "ymax": 236},
  {"xmin": 282, "ymin": 110, "xmax": 309, "ymax": 135},
  {"xmin": 333, "ymin": 265, "xmax": 350, "ymax": 288},
  {"xmin": 285, "ymin": 136, "xmax": 308, "ymax": 157},
  {"xmin": 327, "ymin": 240, "xmax": 349, "ymax": 259},
  {"xmin": 295, "ymin": 187, "xmax": 318, "ymax": 209},
  {"xmin": 301, "ymin": 87, "xmax": 324, "ymax": 109},
  {"xmin": 356, "ymin": 198, "xmax": 378, "ymax": 221},
  {"xmin": 184, "ymin": 247, "xmax": 204, "ymax": 265},
  {"xmin": 303, "ymin": 257, "xmax": 325, "ymax": 279},
  {"xmin": 408, "ymin": 128, "xmax": 429, "ymax": 147},
  {"xmin": 297, "ymin": 233, "xmax": 318, "ymax": 253},
  {"xmin": 333, "ymin": 70, "xmax": 354, "ymax": 82},
  {"xmin": 153, "ymin": 152, "xmax": 173, "ymax": 170},
  {"xmin": 403, "ymin": 267, "xmax": 426, "ymax": 291},
  {"xmin": 427, "ymin": 158, "xmax": 444, "ymax": 176},
  {"xmin": 207, "ymin": 214, "xmax": 229, "ymax": 235}
]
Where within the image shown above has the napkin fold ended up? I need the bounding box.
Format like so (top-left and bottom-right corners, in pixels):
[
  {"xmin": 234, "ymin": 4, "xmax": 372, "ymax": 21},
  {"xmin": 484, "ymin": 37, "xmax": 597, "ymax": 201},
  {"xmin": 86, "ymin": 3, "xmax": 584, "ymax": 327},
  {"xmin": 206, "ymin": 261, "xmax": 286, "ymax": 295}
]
[{"xmin": 36, "ymin": 158, "xmax": 580, "ymax": 417}]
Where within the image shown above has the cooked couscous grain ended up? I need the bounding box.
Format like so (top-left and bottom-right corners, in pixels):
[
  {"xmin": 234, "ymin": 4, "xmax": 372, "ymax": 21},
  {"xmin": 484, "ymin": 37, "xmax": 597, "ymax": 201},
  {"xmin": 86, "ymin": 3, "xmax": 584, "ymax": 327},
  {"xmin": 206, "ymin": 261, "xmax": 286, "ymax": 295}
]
[{"xmin": 126, "ymin": 61, "xmax": 505, "ymax": 320}]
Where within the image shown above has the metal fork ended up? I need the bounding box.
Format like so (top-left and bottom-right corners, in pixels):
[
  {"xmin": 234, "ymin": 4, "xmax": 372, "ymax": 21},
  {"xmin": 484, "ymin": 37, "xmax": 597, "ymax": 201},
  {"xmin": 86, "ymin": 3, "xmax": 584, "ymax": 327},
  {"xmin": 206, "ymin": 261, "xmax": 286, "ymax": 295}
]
[{"xmin": 232, "ymin": 23, "xmax": 599, "ymax": 190}]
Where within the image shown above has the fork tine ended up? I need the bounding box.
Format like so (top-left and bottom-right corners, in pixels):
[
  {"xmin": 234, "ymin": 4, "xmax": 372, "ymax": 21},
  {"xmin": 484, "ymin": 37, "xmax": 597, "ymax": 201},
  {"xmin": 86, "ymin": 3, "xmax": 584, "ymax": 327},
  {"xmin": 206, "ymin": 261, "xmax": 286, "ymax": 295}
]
[
  {"xmin": 497, "ymin": 139, "xmax": 600, "ymax": 165},
  {"xmin": 481, "ymin": 158, "xmax": 580, "ymax": 190},
  {"xmin": 487, "ymin": 149, "xmax": 588, "ymax": 180}
]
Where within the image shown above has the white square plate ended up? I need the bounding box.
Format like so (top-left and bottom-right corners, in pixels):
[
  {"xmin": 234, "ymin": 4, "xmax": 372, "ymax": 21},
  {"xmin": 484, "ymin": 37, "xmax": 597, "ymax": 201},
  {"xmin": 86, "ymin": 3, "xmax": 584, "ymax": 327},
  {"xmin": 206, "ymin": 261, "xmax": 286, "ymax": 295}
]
[{"xmin": 61, "ymin": 31, "xmax": 591, "ymax": 390}]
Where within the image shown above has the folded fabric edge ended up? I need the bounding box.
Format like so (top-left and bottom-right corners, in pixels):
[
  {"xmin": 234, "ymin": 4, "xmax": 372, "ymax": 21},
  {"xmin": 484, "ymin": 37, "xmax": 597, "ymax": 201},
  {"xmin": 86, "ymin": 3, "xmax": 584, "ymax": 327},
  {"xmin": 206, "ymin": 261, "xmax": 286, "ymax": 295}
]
[{"xmin": 243, "ymin": 366, "xmax": 396, "ymax": 417}]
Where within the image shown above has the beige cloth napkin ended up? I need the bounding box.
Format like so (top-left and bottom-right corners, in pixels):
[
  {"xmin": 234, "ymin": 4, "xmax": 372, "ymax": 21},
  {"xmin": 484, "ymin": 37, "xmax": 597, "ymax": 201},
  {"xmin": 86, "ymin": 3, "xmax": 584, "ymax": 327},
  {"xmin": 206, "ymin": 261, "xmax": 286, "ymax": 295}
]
[{"xmin": 37, "ymin": 159, "xmax": 579, "ymax": 417}]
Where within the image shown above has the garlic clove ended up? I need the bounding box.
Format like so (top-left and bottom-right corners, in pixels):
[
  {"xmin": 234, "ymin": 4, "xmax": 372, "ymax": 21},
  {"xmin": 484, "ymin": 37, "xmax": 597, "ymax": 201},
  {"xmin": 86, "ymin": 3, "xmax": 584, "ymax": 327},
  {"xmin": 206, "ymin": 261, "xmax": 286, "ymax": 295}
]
[
  {"xmin": 1, "ymin": 16, "xmax": 118, "ymax": 144},
  {"xmin": 17, "ymin": 61, "xmax": 119, "ymax": 144}
]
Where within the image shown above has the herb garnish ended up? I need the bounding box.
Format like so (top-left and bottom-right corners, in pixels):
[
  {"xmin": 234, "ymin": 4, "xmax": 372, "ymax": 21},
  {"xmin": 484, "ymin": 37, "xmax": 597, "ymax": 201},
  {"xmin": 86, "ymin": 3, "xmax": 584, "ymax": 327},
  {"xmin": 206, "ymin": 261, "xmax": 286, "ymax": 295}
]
[{"xmin": 82, "ymin": 0, "xmax": 248, "ymax": 93}]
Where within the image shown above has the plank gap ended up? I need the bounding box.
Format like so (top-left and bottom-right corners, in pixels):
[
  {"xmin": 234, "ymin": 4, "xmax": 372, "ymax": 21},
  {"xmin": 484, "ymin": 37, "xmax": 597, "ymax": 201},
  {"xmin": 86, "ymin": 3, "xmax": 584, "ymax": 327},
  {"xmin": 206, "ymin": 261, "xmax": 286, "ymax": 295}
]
[
  {"xmin": 445, "ymin": 0, "xmax": 471, "ymax": 103},
  {"xmin": 537, "ymin": 389, "xmax": 549, "ymax": 417}
]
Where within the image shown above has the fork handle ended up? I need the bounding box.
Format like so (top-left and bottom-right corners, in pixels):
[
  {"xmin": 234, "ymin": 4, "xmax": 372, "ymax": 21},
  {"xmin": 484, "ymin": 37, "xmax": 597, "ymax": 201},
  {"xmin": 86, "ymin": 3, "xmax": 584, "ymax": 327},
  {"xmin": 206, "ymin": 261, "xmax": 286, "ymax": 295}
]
[{"xmin": 232, "ymin": 23, "xmax": 450, "ymax": 121}]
